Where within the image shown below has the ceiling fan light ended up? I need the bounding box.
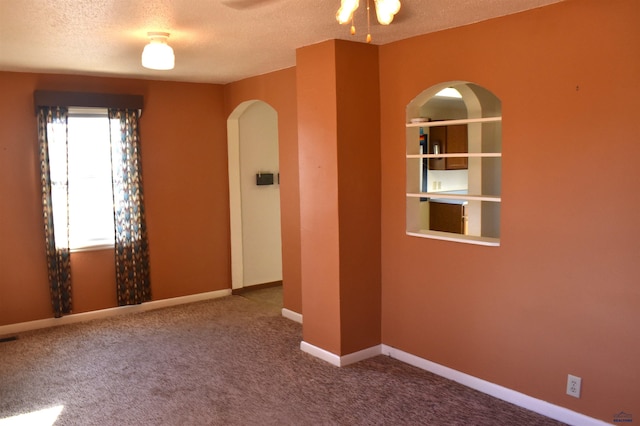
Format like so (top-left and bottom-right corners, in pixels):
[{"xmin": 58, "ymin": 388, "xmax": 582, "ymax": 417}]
[
  {"xmin": 374, "ymin": 0, "xmax": 401, "ymax": 25},
  {"xmin": 336, "ymin": 0, "xmax": 359, "ymax": 24},
  {"xmin": 141, "ymin": 32, "xmax": 175, "ymax": 70},
  {"xmin": 435, "ymin": 87, "xmax": 463, "ymax": 98}
]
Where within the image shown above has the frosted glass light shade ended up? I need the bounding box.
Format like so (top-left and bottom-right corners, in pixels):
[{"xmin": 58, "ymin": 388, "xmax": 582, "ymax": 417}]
[
  {"xmin": 336, "ymin": 0, "xmax": 401, "ymax": 27},
  {"xmin": 336, "ymin": 0, "xmax": 359, "ymax": 24},
  {"xmin": 435, "ymin": 87, "xmax": 463, "ymax": 98},
  {"xmin": 141, "ymin": 34, "xmax": 175, "ymax": 70},
  {"xmin": 374, "ymin": 0, "xmax": 401, "ymax": 25}
]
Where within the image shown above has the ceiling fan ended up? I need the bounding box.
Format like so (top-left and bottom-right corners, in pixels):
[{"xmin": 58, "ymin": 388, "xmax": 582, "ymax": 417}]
[{"xmin": 336, "ymin": 0, "xmax": 401, "ymax": 43}]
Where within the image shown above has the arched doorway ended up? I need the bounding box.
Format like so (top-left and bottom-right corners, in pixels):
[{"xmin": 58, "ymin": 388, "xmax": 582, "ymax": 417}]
[{"xmin": 227, "ymin": 100, "xmax": 282, "ymax": 290}]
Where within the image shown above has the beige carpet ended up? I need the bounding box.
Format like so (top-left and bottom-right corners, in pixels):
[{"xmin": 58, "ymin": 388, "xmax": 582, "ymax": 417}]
[{"xmin": 0, "ymin": 294, "xmax": 565, "ymax": 425}]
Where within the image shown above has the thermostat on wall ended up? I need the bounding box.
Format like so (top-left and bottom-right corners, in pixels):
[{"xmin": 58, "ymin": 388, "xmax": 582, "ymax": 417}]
[{"xmin": 256, "ymin": 173, "xmax": 274, "ymax": 185}]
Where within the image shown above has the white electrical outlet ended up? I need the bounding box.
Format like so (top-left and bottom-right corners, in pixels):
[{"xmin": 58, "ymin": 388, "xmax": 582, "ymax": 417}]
[{"xmin": 566, "ymin": 374, "xmax": 582, "ymax": 398}]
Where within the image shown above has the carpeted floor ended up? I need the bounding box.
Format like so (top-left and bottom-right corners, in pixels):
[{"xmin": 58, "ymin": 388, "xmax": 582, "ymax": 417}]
[
  {"xmin": 236, "ymin": 285, "xmax": 283, "ymax": 313},
  {"xmin": 0, "ymin": 293, "xmax": 565, "ymax": 425}
]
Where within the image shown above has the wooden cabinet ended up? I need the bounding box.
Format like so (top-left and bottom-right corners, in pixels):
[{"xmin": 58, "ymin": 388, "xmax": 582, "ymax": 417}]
[
  {"xmin": 429, "ymin": 201, "xmax": 465, "ymax": 234},
  {"xmin": 428, "ymin": 124, "xmax": 468, "ymax": 170}
]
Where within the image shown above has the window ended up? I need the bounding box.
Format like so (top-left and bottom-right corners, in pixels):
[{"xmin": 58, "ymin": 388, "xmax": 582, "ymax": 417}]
[
  {"xmin": 405, "ymin": 82, "xmax": 502, "ymax": 246},
  {"xmin": 37, "ymin": 96, "xmax": 150, "ymax": 314},
  {"xmin": 48, "ymin": 108, "xmax": 117, "ymax": 250}
]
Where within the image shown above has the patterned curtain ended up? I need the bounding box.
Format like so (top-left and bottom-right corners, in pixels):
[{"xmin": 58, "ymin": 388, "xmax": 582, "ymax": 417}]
[
  {"xmin": 37, "ymin": 107, "xmax": 73, "ymax": 317},
  {"xmin": 109, "ymin": 109, "xmax": 151, "ymax": 305}
]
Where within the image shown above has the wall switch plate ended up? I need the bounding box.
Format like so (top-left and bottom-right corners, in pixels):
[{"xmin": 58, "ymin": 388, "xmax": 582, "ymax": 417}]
[{"xmin": 566, "ymin": 374, "xmax": 581, "ymax": 398}]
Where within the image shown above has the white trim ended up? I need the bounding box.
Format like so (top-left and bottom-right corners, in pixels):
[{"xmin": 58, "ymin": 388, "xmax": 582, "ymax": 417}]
[
  {"xmin": 406, "ymin": 152, "xmax": 502, "ymax": 159},
  {"xmin": 68, "ymin": 107, "xmax": 109, "ymax": 116},
  {"xmin": 227, "ymin": 106, "xmax": 248, "ymax": 290},
  {"xmin": 69, "ymin": 243, "xmax": 114, "ymax": 253},
  {"xmin": 406, "ymin": 116, "xmax": 502, "ymax": 128},
  {"xmin": 406, "ymin": 230, "xmax": 500, "ymax": 247},
  {"xmin": 381, "ymin": 345, "xmax": 609, "ymax": 426},
  {"xmin": 406, "ymin": 192, "xmax": 501, "ymax": 202},
  {"xmin": 300, "ymin": 341, "xmax": 381, "ymax": 367},
  {"xmin": 281, "ymin": 308, "xmax": 303, "ymax": 324},
  {"xmin": 300, "ymin": 341, "xmax": 342, "ymax": 366},
  {"xmin": 0, "ymin": 289, "xmax": 231, "ymax": 337},
  {"xmin": 340, "ymin": 345, "xmax": 382, "ymax": 366}
]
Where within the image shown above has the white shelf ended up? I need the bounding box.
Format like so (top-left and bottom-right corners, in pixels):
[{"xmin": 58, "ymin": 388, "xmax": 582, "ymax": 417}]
[
  {"xmin": 406, "ymin": 153, "xmax": 501, "ymax": 159},
  {"xmin": 406, "ymin": 230, "xmax": 500, "ymax": 246},
  {"xmin": 406, "ymin": 116, "xmax": 502, "ymax": 128},
  {"xmin": 406, "ymin": 192, "xmax": 501, "ymax": 202}
]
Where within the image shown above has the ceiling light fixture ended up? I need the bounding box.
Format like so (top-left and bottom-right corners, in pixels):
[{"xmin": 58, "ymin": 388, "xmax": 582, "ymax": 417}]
[
  {"xmin": 141, "ymin": 32, "xmax": 175, "ymax": 70},
  {"xmin": 435, "ymin": 87, "xmax": 463, "ymax": 98},
  {"xmin": 336, "ymin": 0, "xmax": 401, "ymax": 43}
]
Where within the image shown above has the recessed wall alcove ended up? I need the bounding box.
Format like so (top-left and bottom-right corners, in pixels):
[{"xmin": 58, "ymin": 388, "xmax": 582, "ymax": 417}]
[{"xmin": 405, "ymin": 81, "xmax": 502, "ymax": 246}]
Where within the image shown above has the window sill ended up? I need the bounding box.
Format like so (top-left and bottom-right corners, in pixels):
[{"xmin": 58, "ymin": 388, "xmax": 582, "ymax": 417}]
[
  {"xmin": 70, "ymin": 244, "xmax": 114, "ymax": 253},
  {"xmin": 406, "ymin": 230, "xmax": 500, "ymax": 247}
]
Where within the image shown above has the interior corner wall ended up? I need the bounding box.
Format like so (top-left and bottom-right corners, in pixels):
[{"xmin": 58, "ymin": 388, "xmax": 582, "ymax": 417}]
[
  {"xmin": 378, "ymin": 0, "xmax": 640, "ymax": 422},
  {"xmin": 0, "ymin": 72, "xmax": 230, "ymax": 326},
  {"xmin": 334, "ymin": 40, "xmax": 382, "ymax": 354},
  {"xmin": 223, "ymin": 67, "xmax": 302, "ymax": 314}
]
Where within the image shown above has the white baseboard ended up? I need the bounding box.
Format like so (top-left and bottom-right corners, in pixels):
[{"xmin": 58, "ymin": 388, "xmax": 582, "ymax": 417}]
[
  {"xmin": 281, "ymin": 308, "xmax": 303, "ymax": 323},
  {"xmin": 300, "ymin": 341, "xmax": 342, "ymax": 366},
  {"xmin": 340, "ymin": 345, "xmax": 382, "ymax": 366},
  {"xmin": 0, "ymin": 289, "xmax": 232, "ymax": 337},
  {"xmin": 381, "ymin": 345, "xmax": 608, "ymax": 426},
  {"xmin": 298, "ymin": 341, "xmax": 606, "ymax": 426},
  {"xmin": 300, "ymin": 341, "xmax": 381, "ymax": 367}
]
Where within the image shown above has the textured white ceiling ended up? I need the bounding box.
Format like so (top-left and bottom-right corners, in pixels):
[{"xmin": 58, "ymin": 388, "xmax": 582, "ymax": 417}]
[{"xmin": 0, "ymin": 0, "xmax": 563, "ymax": 84}]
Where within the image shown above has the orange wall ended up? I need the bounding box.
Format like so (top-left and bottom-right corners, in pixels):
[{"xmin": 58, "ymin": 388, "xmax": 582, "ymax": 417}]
[
  {"xmin": 296, "ymin": 40, "xmax": 382, "ymax": 355},
  {"xmin": 296, "ymin": 41, "xmax": 342, "ymax": 354},
  {"xmin": 379, "ymin": 0, "xmax": 639, "ymax": 421},
  {"xmin": 223, "ymin": 68, "xmax": 302, "ymax": 314},
  {"xmin": 0, "ymin": 72, "xmax": 230, "ymax": 325},
  {"xmin": 335, "ymin": 41, "xmax": 382, "ymax": 354}
]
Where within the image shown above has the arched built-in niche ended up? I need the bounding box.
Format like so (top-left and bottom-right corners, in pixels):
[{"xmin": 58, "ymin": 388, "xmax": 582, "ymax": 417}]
[
  {"xmin": 227, "ymin": 100, "xmax": 282, "ymax": 289},
  {"xmin": 405, "ymin": 81, "xmax": 502, "ymax": 246}
]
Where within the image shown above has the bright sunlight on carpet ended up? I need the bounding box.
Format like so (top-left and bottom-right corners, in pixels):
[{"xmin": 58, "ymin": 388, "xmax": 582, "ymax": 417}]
[{"xmin": 0, "ymin": 405, "xmax": 63, "ymax": 426}]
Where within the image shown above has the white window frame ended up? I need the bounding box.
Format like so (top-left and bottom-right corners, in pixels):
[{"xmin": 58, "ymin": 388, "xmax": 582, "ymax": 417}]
[{"xmin": 49, "ymin": 107, "xmax": 116, "ymax": 252}]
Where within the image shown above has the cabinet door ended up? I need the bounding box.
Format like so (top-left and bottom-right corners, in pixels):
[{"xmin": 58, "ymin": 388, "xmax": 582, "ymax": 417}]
[
  {"xmin": 429, "ymin": 202, "xmax": 465, "ymax": 234},
  {"xmin": 427, "ymin": 124, "xmax": 468, "ymax": 170},
  {"xmin": 428, "ymin": 126, "xmax": 446, "ymax": 170},
  {"xmin": 445, "ymin": 124, "xmax": 468, "ymax": 170}
]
